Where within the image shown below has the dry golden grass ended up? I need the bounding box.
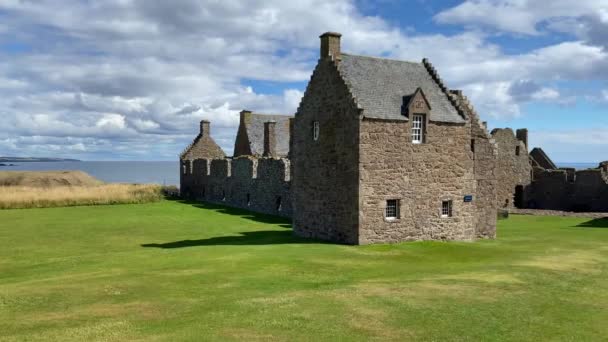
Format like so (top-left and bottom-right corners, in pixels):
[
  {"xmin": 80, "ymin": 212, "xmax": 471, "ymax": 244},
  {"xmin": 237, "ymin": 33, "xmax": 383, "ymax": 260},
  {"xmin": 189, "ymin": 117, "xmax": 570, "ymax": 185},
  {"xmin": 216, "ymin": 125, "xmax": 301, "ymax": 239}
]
[
  {"xmin": 0, "ymin": 170, "xmax": 102, "ymax": 187},
  {"xmin": 0, "ymin": 184, "xmax": 164, "ymax": 209}
]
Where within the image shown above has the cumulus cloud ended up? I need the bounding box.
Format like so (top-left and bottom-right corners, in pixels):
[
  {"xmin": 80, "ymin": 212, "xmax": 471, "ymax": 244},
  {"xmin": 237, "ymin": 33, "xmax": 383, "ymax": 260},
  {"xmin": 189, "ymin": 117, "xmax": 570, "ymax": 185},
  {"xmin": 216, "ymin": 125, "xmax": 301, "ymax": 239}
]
[
  {"xmin": 0, "ymin": 0, "xmax": 607, "ymax": 159},
  {"xmin": 434, "ymin": 1, "xmax": 608, "ymax": 34}
]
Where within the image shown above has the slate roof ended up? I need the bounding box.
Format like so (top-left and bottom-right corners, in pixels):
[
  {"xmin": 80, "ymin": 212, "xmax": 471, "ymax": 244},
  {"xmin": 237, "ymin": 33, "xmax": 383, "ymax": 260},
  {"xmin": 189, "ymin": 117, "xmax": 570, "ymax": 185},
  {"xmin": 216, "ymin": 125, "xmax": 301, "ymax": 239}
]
[
  {"xmin": 244, "ymin": 113, "xmax": 292, "ymax": 157},
  {"xmin": 338, "ymin": 54, "xmax": 465, "ymax": 123}
]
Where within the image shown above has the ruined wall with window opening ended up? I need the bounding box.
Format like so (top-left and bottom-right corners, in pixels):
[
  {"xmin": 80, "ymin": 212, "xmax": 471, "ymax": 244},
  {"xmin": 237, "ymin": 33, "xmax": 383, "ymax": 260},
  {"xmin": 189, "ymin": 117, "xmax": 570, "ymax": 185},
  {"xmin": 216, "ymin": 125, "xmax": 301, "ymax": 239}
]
[{"xmin": 180, "ymin": 156, "xmax": 293, "ymax": 218}]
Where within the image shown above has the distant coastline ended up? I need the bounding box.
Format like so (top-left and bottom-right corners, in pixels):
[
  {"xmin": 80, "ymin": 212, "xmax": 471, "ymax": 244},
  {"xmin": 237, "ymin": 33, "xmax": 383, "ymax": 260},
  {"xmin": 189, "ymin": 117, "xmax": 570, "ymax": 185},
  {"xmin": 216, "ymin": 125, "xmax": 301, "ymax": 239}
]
[{"xmin": 0, "ymin": 157, "xmax": 81, "ymax": 163}]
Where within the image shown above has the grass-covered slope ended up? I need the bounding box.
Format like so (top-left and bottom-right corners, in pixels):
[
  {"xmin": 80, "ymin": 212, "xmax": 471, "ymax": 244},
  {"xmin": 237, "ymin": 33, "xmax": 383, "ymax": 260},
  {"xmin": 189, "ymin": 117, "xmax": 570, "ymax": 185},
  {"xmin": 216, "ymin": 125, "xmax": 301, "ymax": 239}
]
[
  {"xmin": 1, "ymin": 201, "xmax": 607, "ymax": 341},
  {"xmin": 0, "ymin": 170, "xmax": 102, "ymax": 187},
  {"xmin": 0, "ymin": 171, "xmax": 164, "ymax": 209}
]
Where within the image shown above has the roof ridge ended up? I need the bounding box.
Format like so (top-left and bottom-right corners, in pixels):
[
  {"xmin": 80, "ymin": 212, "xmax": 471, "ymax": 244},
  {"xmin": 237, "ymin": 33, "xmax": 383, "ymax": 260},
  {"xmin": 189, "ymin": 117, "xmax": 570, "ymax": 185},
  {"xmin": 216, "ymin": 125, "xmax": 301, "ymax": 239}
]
[
  {"xmin": 179, "ymin": 134, "xmax": 201, "ymax": 159},
  {"xmin": 249, "ymin": 113, "xmax": 293, "ymax": 117},
  {"xmin": 341, "ymin": 53, "xmax": 421, "ymax": 65},
  {"xmin": 421, "ymin": 58, "xmax": 467, "ymax": 120}
]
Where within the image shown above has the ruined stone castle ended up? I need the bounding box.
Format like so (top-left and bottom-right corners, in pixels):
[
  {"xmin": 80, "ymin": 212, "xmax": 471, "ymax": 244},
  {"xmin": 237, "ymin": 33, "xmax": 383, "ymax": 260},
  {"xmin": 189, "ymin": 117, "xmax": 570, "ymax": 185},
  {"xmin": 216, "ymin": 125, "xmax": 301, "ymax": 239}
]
[
  {"xmin": 489, "ymin": 128, "xmax": 608, "ymax": 212},
  {"xmin": 180, "ymin": 32, "xmax": 607, "ymax": 244}
]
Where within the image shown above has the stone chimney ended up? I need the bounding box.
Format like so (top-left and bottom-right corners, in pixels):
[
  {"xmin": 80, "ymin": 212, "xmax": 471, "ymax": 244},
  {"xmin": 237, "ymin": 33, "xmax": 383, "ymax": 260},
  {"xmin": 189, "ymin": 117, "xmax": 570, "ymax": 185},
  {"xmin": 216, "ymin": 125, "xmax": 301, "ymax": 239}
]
[
  {"xmin": 240, "ymin": 110, "xmax": 252, "ymax": 125},
  {"xmin": 320, "ymin": 32, "xmax": 341, "ymax": 61},
  {"xmin": 200, "ymin": 120, "xmax": 210, "ymax": 137},
  {"xmin": 263, "ymin": 121, "xmax": 276, "ymax": 157},
  {"xmin": 516, "ymin": 128, "xmax": 528, "ymax": 148}
]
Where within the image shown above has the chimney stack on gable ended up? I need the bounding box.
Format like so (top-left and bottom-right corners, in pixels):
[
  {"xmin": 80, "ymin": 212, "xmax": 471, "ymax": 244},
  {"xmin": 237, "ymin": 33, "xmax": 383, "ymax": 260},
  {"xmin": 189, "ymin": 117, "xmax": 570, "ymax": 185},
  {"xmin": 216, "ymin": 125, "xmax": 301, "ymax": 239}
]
[
  {"xmin": 200, "ymin": 120, "xmax": 210, "ymax": 137},
  {"xmin": 240, "ymin": 110, "xmax": 252, "ymax": 125},
  {"xmin": 320, "ymin": 32, "xmax": 342, "ymax": 61},
  {"xmin": 516, "ymin": 128, "xmax": 528, "ymax": 148},
  {"xmin": 263, "ymin": 120, "xmax": 277, "ymax": 157}
]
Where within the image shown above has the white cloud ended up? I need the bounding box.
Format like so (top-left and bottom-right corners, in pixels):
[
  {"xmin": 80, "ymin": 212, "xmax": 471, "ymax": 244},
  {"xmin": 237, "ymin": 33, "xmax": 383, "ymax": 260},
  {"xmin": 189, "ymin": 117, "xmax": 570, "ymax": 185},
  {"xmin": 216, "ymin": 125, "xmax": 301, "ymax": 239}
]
[
  {"xmin": 0, "ymin": 0, "xmax": 607, "ymax": 159},
  {"xmin": 96, "ymin": 114, "xmax": 126, "ymax": 130},
  {"xmin": 434, "ymin": 0, "xmax": 608, "ymax": 35}
]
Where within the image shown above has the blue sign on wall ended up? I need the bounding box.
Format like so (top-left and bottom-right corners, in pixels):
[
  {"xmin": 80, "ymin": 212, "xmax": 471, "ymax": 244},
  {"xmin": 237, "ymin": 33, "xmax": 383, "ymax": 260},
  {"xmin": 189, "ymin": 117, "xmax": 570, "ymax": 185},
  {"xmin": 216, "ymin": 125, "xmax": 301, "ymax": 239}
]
[{"xmin": 464, "ymin": 195, "xmax": 473, "ymax": 202}]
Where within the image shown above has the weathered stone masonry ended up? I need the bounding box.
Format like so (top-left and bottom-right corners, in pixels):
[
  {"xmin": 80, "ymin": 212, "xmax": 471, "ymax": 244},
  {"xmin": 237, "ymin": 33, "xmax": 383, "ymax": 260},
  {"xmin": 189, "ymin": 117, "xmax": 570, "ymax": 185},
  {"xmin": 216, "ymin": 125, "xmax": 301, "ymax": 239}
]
[
  {"xmin": 490, "ymin": 131, "xmax": 608, "ymax": 212},
  {"xmin": 181, "ymin": 155, "xmax": 293, "ymax": 218},
  {"xmin": 181, "ymin": 32, "xmax": 500, "ymax": 244}
]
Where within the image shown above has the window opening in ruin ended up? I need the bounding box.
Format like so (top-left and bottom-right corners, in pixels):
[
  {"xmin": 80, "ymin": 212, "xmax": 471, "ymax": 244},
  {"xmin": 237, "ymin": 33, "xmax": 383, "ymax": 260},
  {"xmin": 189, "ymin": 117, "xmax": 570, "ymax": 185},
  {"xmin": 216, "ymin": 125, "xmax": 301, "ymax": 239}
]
[
  {"xmin": 182, "ymin": 164, "xmax": 186, "ymax": 175},
  {"xmin": 276, "ymin": 196, "xmax": 282, "ymax": 211},
  {"xmin": 412, "ymin": 114, "xmax": 425, "ymax": 143},
  {"xmin": 471, "ymin": 139, "xmax": 475, "ymax": 153},
  {"xmin": 246, "ymin": 193, "xmax": 251, "ymax": 206},
  {"xmin": 385, "ymin": 199, "xmax": 400, "ymax": 219},
  {"xmin": 441, "ymin": 200, "xmax": 453, "ymax": 217},
  {"xmin": 312, "ymin": 121, "xmax": 320, "ymax": 141},
  {"xmin": 515, "ymin": 146, "xmax": 520, "ymax": 156},
  {"xmin": 222, "ymin": 190, "xmax": 226, "ymax": 201}
]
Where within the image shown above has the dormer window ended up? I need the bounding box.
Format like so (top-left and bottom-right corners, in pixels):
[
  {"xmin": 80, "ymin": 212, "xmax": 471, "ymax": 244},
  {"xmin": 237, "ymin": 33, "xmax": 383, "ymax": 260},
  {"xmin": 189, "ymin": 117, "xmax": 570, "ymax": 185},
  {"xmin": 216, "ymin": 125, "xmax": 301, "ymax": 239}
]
[{"xmin": 412, "ymin": 114, "xmax": 425, "ymax": 144}]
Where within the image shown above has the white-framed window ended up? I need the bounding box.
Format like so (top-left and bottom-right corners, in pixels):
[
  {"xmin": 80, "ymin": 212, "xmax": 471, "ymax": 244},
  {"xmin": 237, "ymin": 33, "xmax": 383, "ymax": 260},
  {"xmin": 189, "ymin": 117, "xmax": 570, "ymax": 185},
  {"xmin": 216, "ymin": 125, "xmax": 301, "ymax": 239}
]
[
  {"xmin": 385, "ymin": 199, "xmax": 400, "ymax": 220},
  {"xmin": 182, "ymin": 164, "xmax": 187, "ymax": 175},
  {"xmin": 313, "ymin": 121, "xmax": 320, "ymax": 141},
  {"xmin": 412, "ymin": 114, "xmax": 425, "ymax": 144},
  {"xmin": 441, "ymin": 200, "xmax": 453, "ymax": 218}
]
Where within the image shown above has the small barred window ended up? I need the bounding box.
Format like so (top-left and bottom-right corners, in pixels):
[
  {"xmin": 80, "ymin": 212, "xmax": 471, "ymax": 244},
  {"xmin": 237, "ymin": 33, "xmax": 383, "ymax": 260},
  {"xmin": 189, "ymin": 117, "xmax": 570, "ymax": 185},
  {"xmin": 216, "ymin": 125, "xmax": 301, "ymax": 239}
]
[
  {"xmin": 441, "ymin": 200, "xmax": 453, "ymax": 218},
  {"xmin": 385, "ymin": 199, "xmax": 400, "ymax": 220}
]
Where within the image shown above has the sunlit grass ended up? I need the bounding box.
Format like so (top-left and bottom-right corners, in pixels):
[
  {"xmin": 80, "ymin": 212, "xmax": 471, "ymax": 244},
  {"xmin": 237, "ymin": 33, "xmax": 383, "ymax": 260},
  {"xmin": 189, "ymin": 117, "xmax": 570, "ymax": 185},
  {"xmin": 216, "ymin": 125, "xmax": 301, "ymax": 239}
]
[
  {"xmin": 0, "ymin": 184, "xmax": 164, "ymax": 209},
  {"xmin": 1, "ymin": 201, "xmax": 607, "ymax": 341}
]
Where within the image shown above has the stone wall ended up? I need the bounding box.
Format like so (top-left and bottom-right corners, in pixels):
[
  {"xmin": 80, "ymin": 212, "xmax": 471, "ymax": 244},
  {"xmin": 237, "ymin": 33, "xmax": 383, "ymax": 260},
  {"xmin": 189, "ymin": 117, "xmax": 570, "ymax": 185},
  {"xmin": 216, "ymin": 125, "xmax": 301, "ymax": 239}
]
[
  {"xmin": 180, "ymin": 156, "xmax": 292, "ymax": 218},
  {"xmin": 528, "ymin": 164, "xmax": 608, "ymax": 212},
  {"xmin": 468, "ymin": 109, "xmax": 498, "ymax": 239},
  {"xmin": 358, "ymin": 118, "xmax": 479, "ymax": 243},
  {"xmin": 292, "ymin": 58, "xmax": 361, "ymax": 244},
  {"xmin": 491, "ymin": 128, "xmax": 532, "ymax": 208}
]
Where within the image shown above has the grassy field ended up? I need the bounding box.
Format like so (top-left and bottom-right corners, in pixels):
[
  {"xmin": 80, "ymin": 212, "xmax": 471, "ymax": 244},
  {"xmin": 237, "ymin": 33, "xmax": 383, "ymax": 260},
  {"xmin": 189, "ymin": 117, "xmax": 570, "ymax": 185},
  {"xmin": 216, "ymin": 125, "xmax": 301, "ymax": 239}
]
[{"xmin": 1, "ymin": 201, "xmax": 607, "ymax": 341}]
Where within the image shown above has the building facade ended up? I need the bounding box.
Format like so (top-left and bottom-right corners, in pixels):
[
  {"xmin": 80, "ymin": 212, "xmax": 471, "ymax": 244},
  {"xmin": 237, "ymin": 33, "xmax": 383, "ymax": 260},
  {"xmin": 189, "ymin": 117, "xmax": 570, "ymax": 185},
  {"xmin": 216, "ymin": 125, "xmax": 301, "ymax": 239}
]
[{"xmin": 181, "ymin": 32, "xmax": 501, "ymax": 244}]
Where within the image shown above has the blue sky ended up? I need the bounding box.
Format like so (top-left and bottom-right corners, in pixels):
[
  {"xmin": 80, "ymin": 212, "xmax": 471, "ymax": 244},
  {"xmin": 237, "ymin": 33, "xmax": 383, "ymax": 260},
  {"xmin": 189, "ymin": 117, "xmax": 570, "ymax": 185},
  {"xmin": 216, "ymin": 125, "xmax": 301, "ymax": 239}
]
[{"xmin": 0, "ymin": 0, "xmax": 607, "ymax": 163}]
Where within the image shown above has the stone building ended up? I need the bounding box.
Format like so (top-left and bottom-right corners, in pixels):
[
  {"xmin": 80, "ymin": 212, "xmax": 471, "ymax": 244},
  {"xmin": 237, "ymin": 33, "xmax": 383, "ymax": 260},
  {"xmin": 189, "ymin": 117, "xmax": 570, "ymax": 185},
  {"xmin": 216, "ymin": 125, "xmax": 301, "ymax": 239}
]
[
  {"xmin": 490, "ymin": 133, "xmax": 608, "ymax": 212},
  {"xmin": 526, "ymin": 148, "xmax": 608, "ymax": 212},
  {"xmin": 490, "ymin": 128, "xmax": 532, "ymax": 209},
  {"xmin": 180, "ymin": 32, "xmax": 500, "ymax": 244},
  {"xmin": 233, "ymin": 110, "xmax": 292, "ymax": 158}
]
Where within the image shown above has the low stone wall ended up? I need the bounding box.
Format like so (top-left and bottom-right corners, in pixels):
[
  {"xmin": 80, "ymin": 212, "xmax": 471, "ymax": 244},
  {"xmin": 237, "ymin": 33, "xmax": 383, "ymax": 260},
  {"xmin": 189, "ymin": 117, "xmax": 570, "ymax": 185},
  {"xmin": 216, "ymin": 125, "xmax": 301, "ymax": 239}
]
[
  {"xmin": 527, "ymin": 164, "xmax": 608, "ymax": 212},
  {"xmin": 510, "ymin": 208, "xmax": 607, "ymax": 219},
  {"xmin": 180, "ymin": 156, "xmax": 293, "ymax": 218}
]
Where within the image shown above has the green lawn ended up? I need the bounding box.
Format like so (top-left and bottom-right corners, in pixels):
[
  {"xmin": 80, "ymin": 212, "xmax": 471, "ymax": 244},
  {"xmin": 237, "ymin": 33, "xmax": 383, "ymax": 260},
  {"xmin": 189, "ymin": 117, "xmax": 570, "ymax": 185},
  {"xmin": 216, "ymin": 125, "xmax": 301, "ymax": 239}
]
[{"xmin": 1, "ymin": 201, "xmax": 607, "ymax": 341}]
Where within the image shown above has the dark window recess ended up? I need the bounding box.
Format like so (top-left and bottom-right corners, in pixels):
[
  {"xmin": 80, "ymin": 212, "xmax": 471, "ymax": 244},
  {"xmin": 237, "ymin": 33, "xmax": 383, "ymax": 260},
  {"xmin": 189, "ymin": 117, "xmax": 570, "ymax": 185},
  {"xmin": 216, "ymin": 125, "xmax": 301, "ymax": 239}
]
[
  {"xmin": 514, "ymin": 185, "xmax": 524, "ymax": 208},
  {"xmin": 222, "ymin": 190, "xmax": 226, "ymax": 201},
  {"xmin": 385, "ymin": 199, "xmax": 400, "ymax": 219},
  {"xmin": 246, "ymin": 193, "xmax": 251, "ymax": 206},
  {"xmin": 276, "ymin": 196, "xmax": 282, "ymax": 211},
  {"xmin": 471, "ymin": 139, "xmax": 475, "ymax": 153},
  {"xmin": 515, "ymin": 146, "xmax": 520, "ymax": 156}
]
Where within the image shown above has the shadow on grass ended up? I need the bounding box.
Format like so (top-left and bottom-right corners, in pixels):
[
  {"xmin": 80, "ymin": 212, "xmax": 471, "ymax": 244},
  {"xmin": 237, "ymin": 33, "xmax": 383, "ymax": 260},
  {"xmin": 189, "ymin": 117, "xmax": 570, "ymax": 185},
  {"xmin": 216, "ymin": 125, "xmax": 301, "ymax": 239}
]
[
  {"xmin": 171, "ymin": 199, "xmax": 292, "ymax": 229},
  {"xmin": 577, "ymin": 218, "xmax": 608, "ymax": 228},
  {"xmin": 141, "ymin": 230, "xmax": 320, "ymax": 248}
]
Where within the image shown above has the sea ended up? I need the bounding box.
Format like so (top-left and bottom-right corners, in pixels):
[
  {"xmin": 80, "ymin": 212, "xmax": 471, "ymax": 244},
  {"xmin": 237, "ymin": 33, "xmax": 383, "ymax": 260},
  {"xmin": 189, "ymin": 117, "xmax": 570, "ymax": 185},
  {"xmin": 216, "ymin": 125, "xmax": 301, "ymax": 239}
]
[
  {"xmin": 0, "ymin": 161, "xmax": 179, "ymax": 186},
  {"xmin": 0, "ymin": 161, "xmax": 600, "ymax": 187}
]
